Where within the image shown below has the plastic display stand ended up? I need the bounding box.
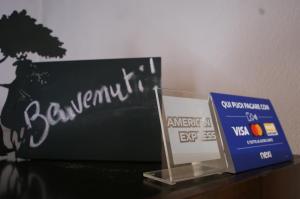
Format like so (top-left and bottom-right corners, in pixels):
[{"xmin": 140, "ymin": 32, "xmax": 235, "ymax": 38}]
[{"xmin": 143, "ymin": 88, "xmax": 226, "ymax": 185}]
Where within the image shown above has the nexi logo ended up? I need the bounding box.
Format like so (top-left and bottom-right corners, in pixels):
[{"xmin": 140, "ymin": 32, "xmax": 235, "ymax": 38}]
[
  {"xmin": 232, "ymin": 126, "xmax": 250, "ymax": 136},
  {"xmin": 264, "ymin": 123, "xmax": 278, "ymax": 136},
  {"xmin": 260, "ymin": 151, "xmax": 272, "ymax": 159},
  {"xmin": 178, "ymin": 131, "xmax": 198, "ymax": 143}
]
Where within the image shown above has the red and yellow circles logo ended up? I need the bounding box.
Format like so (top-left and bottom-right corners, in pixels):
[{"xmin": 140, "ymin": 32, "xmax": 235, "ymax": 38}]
[{"xmin": 250, "ymin": 123, "xmax": 264, "ymax": 137}]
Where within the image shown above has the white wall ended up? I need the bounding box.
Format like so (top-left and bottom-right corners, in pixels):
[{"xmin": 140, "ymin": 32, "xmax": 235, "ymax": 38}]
[{"xmin": 1, "ymin": 0, "xmax": 300, "ymax": 154}]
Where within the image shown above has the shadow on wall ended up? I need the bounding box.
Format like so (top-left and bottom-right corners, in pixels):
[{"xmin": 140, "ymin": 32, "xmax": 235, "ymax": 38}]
[{"xmin": 163, "ymin": 42, "xmax": 199, "ymax": 93}]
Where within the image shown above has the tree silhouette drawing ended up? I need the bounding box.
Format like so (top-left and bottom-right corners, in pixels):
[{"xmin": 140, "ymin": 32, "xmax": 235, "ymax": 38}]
[
  {"xmin": 0, "ymin": 10, "xmax": 66, "ymax": 156},
  {"xmin": 0, "ymin": 9, "xmax": 65, "ymax": 65}
]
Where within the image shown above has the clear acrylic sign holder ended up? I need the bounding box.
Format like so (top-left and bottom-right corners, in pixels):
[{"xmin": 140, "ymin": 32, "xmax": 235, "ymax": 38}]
[{"xmin": 143, "ymin": 88, "xmax": 226, "ymax": 185}]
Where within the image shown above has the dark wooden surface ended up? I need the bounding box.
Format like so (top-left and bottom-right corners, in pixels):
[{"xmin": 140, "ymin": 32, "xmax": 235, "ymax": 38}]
[
  {"xmin": 0, "ymin": 156, "xmax": 299, "ymax": 199},
  {"xmin": 147, "ymin": 155, "xmax": 300, "ymax": 199}
]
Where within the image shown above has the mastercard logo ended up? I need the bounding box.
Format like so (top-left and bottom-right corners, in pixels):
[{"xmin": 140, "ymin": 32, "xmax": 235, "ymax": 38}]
[{"xmin": 250, "ymin": 123, "xmax": 264, "ymax": 137}]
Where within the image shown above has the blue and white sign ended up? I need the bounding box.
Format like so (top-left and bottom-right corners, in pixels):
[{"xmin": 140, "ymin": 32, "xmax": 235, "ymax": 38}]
[{"xmin": 209, "ymin": 92, "xmax": 293, "ymax": 173}]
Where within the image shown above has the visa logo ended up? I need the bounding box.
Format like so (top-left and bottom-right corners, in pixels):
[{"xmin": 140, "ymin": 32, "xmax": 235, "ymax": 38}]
[{"xmin": 232, "ymin": 126, "xmax": 250, "ymax": 136}]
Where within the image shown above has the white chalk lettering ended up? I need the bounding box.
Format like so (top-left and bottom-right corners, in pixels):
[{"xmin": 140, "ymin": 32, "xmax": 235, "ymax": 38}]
[
  {"xmin": 83, "ymin": 90, "xmax": 93, "ymax": 109},
  {"xmin": 22, "ymin": 58, "xmax": 158, "ymax": 148},
  {"xmin": 47, "ymin": 103, "xmax": 61, "ymax": 126},
  {"xmin": 138, "ymin": 80, "xmax": 144, "ymax": 92},
  {"xmin": 150, "ymin": 58, "xmax": 156, "ymax": 74},
  {"xmin": 24, "ymin": 101, "xmax": 50, "ymax": 148},
  {"xmin": 122, "ymin": 68, "xmax": 134, "ymax": 94},
  {"xmin": 93, "ymin": 86, "xmax": 111, "ymax": 105},
  {"xmin": 71, "ymin": 92, "xmax": 83, "ymax": 114},
  {"xmin": 109, "ymin": 83, "xmax": 128, "ymax": 101}
]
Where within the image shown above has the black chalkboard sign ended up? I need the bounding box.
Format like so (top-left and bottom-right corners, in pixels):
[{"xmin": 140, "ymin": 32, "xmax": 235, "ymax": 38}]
[{"xmin": 1, "ymin": 57, "xmax": 161, "ymax": 161}]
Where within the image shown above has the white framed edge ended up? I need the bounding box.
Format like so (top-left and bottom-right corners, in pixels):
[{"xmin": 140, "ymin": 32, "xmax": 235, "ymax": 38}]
[{"xmin": 208, "ymin": 94, "xmax": 236, "ymax": 173}]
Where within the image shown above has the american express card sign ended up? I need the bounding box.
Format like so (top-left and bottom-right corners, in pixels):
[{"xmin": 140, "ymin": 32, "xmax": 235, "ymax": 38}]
[{"xmin": 209, "ymin": 92, "xmax": 293, "ymax": 173}]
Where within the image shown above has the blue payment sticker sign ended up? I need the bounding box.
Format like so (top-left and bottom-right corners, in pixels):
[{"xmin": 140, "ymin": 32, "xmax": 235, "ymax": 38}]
[{"xmin": 210, "ymin": 92, "xmax": 293, "ymax": 173}]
